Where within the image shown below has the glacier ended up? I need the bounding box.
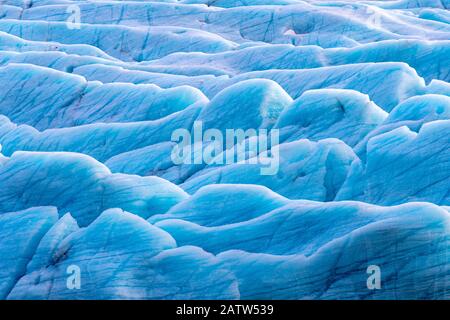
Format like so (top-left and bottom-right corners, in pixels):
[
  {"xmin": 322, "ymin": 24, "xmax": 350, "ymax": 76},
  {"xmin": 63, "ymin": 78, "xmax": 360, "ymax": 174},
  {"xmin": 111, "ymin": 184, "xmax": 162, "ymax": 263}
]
[{"xmin": 0, "ymin": 0, "xmax": 449, "ymax": 300}]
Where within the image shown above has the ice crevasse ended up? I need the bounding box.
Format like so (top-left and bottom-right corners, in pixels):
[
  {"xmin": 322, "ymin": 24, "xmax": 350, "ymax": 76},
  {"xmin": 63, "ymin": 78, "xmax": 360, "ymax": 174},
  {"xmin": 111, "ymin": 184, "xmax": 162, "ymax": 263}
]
[{"xmin": 0, "ymin": 0, "xmax": 449, "ymax": 299}]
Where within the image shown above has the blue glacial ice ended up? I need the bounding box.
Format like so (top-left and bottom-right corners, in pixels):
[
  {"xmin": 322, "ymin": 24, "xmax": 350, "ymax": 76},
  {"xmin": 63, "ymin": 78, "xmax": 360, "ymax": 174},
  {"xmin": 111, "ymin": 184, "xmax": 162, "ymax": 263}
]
[
  {"xmin": 0, "ymin": 0, "xmax": 449, "ymax": 300},
  {"xmin": 0, "ymin": 151, "xmax": 188, "ymax": 226},
  {"xmin": 0, "ymin": 63, "xmax": 207, "ymax": 129}
]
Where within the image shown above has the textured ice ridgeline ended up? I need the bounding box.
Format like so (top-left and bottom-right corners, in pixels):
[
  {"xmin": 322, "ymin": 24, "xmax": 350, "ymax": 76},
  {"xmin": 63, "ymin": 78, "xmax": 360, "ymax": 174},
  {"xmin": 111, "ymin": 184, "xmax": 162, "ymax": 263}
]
[
  {"xmin": 1, "ymin": 190, "xmax": 449, "ymax": 299},
  {"xmin": 1, "ymin": 0, "xmax": 449, "ymax": 49},
  {"xmin": 0, "ymin": 67, "xmax": 449, "ymax": 206},
  {"xmin": 0, "ymin": 0, "xmax": 449, "ymax": 299}
]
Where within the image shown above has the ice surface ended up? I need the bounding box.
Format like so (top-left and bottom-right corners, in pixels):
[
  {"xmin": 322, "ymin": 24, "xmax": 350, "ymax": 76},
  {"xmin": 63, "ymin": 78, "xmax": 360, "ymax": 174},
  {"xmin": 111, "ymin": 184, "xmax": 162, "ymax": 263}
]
[
  {"xmin": 0, "ymin": 63, "xmax": 207, "ymax": 129},
  {"xmin": 0, "ymin": 207, "xmax": 59, "ymax": 299},
  {"xmin": 149, "ymin": 184, "xmax": 290, "ymax": 226},
  {"xmin": 8, "ymin": 209, "xmax": 239, "ymax": 299},
  {"xmin": 2, "ymin": 199, "xmax": 448, "ymax": 299},
  {"xmin": 218, "ymin": 202, "xmax": 449, "ymax": 299},
  {"xmin": 181, "ymin": 138, "xmax": 357, "ymax": 200},
  {"xmin": 0, "ymin": 19, "xmax": 237, "ymax": 61},
  {"xmin": 74, "ymin": 61, "xmax": 428, "ymax": 111},
  {"xmin": 0, "ymin": 0, "xmax": 449, "ymax": 300},
  {"xmin": 0, "ymin": 101, "xmax": 202, "ymax": 161},
  {"xmin": 275, "ymin": 89, "xmax": 388, "ymax": 147},
  {"xmin": 337, "ymin": 120, "xmax": 450, "ymax": 205},
  {"xmin": 0, "ymin": 152, "xmax": 188, "ymax": 226}
]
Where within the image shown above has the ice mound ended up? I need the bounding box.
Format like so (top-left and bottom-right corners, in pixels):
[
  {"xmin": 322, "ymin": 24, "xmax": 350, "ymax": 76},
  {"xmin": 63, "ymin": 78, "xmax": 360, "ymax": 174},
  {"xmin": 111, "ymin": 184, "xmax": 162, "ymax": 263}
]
[
  {"xmin": 74, "ymin": 62, "xmax": 427, "ymax": 111},
  {"xmin": 0, "ymin": 152, "xmax": 188, "ymax": 226},
  {"xmin": 0, "ymin": 207, "xmax": 59, "ymax": 299},
  {"xmin": 181, "ymin": 138, "xmax": 357, "ymax": 200},
  {"xmin": 337, "ymin": 120, "xmax": 450, "ymax": 205},
  {"xmin": 354, "ymin": 94, "xmax": 450, "ymax": 157},
  {"xmin": 0, "ymin": 0, "xmax": 449, "ymax": 300},
  {"xmin": 0, "ymin": 19, "xmax": 237, "ymax": 61},
  {"xmin": 145, "ymin": 39, "xmax": 450, "ymax": 82},
  {"xmin": 275, "ymin": 89, "xmax": 388, "ymax": 147},
  {"xmin": 0, "ymin": 102, "xmax": 202, "ymax": 161},
  {"xmin": 218, "ymin": 201, "xmax": 449, "ymax": 299},
  {"xmin": 7, "ymin": 209, "xmax": 239, "ymax": 300},
  {"xmin": 149, "ymin": 184, "xmax": 290, "ymax": 226},
  {"xmin": 1, "ymin": 199, "xmax": 448, "ymax": 299},
  {"xmin": 198, "ymin": 79, "xmax": 293, "ymax": 132},
  {"xmin": 0, "ymin": 31, "xmax": 115, "ymax": 59},
  {"xmin": 0, "ymin": 63, "xmax": 207, "ymax": 129}
]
